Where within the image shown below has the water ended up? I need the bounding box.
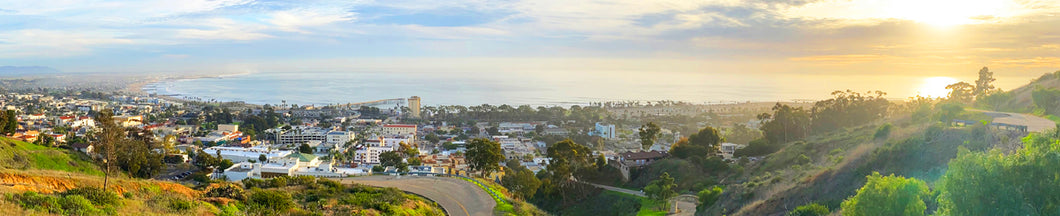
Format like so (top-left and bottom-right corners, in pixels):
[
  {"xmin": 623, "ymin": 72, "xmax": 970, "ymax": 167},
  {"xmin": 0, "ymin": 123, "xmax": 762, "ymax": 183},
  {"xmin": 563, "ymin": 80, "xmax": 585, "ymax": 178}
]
[{"xmin": 142, "ymin": 70, "xmax": 1028, "ymax": 106}]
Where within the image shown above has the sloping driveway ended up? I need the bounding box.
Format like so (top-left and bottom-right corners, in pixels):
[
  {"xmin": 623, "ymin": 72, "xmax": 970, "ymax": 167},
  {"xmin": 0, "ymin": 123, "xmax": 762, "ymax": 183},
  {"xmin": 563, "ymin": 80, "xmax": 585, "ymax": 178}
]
[{"xmin": 336, "ymin": 175, "xmax": 496, "ymax": 216}]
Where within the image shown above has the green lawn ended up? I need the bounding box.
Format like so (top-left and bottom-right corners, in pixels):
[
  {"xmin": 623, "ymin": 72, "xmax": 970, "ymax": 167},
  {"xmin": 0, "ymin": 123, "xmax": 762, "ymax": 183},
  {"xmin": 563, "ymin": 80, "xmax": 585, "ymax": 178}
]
[{"xmin": 0, "ymin": 137, "xmax": 103, "ymax": 176}]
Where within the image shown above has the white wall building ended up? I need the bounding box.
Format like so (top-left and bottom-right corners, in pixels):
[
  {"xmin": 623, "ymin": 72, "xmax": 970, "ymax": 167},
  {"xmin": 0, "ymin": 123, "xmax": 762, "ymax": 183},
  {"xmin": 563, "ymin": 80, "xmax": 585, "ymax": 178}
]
[
  {"xmin": 204, "ymin": 146, "xmax": 293, "ymax": 163},
  {"xmin": 593, "ymin": 122, "xmax": 616, "ymax": 139},
  {"xmin": 380, "ymin": 124, "xmax": 417, "ymax": 136}
]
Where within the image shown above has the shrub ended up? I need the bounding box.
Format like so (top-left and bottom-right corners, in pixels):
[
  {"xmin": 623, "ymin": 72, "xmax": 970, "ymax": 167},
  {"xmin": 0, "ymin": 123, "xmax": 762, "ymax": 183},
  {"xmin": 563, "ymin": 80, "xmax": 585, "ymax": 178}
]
[
  {"xmin": 697, "ymin": 186, "xmax": 723, "ymax": 210},
  {"xmin": 248, "ymin": 189, "xmax": 294, "ymax": 213},
  {"xmin": 11, "ymin": 191, "xmax": 63, "ymax": 214},
  {"xmin": 61, "ymin": 187, "xmax": 122, "ymax": 206},
  {"xmin": 874, "ymin": 123, "xmax": 892, "ymax": 140},
  {"xmin": 787, "ymin": 203, "xmax": 829, "ymax": 216},
  {"xmin": 206, "ymin": 184, "xmax": 247, "ymax": 200},
  {"xmin": 167, "ymin": 198, "xmax": 195, "ymax": 212},
  {"xmin": 60, "ymin": 195, "xmax": 104, "ymax": 215}
]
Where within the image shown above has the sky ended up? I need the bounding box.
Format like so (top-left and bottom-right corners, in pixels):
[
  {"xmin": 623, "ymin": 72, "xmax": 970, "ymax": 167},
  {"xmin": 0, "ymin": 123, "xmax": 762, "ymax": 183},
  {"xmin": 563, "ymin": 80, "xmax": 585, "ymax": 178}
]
[{"xmin": 0, "ymin": 0, "xmax": 1058, "ymax": 79}]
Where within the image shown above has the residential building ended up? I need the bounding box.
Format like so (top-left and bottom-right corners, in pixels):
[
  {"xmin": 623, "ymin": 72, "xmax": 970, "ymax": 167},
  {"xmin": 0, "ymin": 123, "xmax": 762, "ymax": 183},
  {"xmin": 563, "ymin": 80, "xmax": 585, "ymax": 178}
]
[
  {"xmin": 720, "ymin": 143, "xmax": 747, "ymax": 160},
  {"xmin": 618, "ymin": 151, "xmax": 669, "ymax": 167},
  {"xmin": 593, "ymin": 122, "xmax": 616, "ymax": 139},
  {"xmin": 408, "ymin": 96, "xmax": 421, "ymax": 118},
  {"xmin": 380, "ymin": 124, "xmax": 417, "ymax": 136}
]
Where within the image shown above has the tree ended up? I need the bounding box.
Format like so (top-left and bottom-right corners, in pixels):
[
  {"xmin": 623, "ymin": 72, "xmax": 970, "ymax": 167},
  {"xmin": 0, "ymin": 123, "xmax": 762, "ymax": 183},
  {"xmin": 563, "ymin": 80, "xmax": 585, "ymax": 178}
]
[
  {"xmin": 671, "ymin": 126, "xmax": 723, "ymax": 159},
  {"xmin": 638, "ymin": 122, "xmax": 661, "ymax": 150},
  {"xmin": 546, "ymin": 139, "xmax": 593, "ymax": 183},
  {"xmin": 809, "ymin": 90, "xmax": 889, "ymax": 134},
  {"xmin": 425, "ymin": 133, "xmax": 440, "ymax": 144},
  {"xmin": 697, "ymin": 186, "xmax": 723, "ymax": 210},
  {"xmin": 973, "ymin": 66, "xmax": 995, "ymax": 96},
  {"xmin": 298, "ymin": 143, "xmax": 313, "ymax": 154},
  {"xmin": 644, "ymin": 172, "xmax": 677, "ymax": 210},
  {"xmin": 946, "ymin": 82, "xmax": 975, "ymax": 104},
  {"xmin": 258, "ymin": 154, "xmax": 268, "ymax": 163},
  {"xmin": 840, "ymin": 172, "xmax": 930, "ymax": 216},
  {"xmin": 2, "ymin": 110, "xmax": 17, "ymax": 134},
  {"xmin": 93, "ymin": 110, "xmax": 121, "ymax": 190},
  {"xmin": 466, "ymin": 138, "xmax": 503, "ymax": 177},
  {"xmin": 788, "ymin": 203, "xmax": 830, "ymax": 216},
  {"xmin": 379, "ymin": 151, "xmax": 402, "ymax": 167},
  {"xmin": 501, "ymin": 162, "xmax": 542, "ymax": 200},
  {"xmin": 759, "ymin": 103, "xmax": 810, "ymax": 144},
  {"xmin": 724, "ymin": 124, "xmax": 761, "ymax": 144},
  {"xmin": 937, "ymin": 133, "xmax": 1060, "ymax": 216}
]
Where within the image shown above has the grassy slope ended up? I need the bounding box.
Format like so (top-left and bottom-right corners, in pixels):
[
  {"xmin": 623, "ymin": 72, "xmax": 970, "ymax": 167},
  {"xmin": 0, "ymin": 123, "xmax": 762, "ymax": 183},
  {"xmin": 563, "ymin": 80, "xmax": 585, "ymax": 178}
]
[
  {"xmin": 0, "ymin": 137, "xmax": 102, "ymax": 176},
  {"xmin": 989, "ymin": 71, "xmax": 1060, "ymax": 113},
  {"xmin": 702, "ymin": 111, "xmax": 1024, "ymax": 216}
]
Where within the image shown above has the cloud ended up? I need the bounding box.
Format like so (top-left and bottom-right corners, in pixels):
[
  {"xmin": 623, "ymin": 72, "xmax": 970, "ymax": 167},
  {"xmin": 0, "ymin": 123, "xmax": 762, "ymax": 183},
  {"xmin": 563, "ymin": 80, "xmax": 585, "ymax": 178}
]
[
  {"xmin": 175, "ymin": 18, "xmax": 272, "ymax": 40},
  {"xmin": 270, "ymin": 8, "xmax": 356, "ymax": 33},
  {"xmin": 789, "ymin": 54, "xmax": 900, "ymax": 64},
  {"xmin": 991, "ymin": 57, "xmax": 1060, "ymax": 68},
  {"xmin": 0, "ymin": 29, "xmax": 135, "ymax": 57}
]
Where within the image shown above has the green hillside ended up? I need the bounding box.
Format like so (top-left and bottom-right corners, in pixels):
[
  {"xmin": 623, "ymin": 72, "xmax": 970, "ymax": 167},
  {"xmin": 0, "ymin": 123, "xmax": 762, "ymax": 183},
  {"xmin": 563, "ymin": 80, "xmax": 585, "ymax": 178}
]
[{"xmin": 0, "ymin": 137, "xmax": 102, "ymax": 176}]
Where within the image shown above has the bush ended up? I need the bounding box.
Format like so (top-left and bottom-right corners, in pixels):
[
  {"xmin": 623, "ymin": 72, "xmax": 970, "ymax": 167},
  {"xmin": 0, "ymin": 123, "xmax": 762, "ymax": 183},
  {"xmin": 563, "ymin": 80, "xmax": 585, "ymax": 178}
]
[
  {"xmin": 874, "ymin": 123, "xmax": 892, "ymax": 139},
  {"xmin": 206, "ymin": 184, "xmax": 247, "ymax": 200},
  {"xmin": 60, "ymin": 195, "xmax": 104, "ymax": 215},
  {"xmin": 61, "ymin": 187, "xmax": 122, "ymax": 206},
  {"xmin": 248, "ymin": 189, "xmax": 294, "ymax": 213},
  {"xmin": 11, "ymin": 191, "xmax": 63, "ymax": 214},
  {"xmin": 167, "ymin": 198, "xmax": 195, "ymax": 212},
  {"xmin": 697, "ymin": 186, "xmax": 723, "ymax": 210},
  {"xmin": 788, "ymin": 203, "xmax": 829, "ymax": 216}
]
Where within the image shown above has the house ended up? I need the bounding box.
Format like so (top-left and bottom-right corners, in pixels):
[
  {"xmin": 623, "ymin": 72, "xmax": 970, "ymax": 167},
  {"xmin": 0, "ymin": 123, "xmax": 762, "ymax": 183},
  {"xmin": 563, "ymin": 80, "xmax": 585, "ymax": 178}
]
[
  {"xmin": 720, "ymin": 143, "xmax": 747, "ymax": 160},
  {"xmin": 380, "ymin": 124, "xmax": 417, "ymax": 136},
  {"xmin": 71, "ymin": 143, "xmax": 93, "ymax": 154},
  {"xmin": 618, "ymin": 150, "xmax": 669, "ymax": 167}
]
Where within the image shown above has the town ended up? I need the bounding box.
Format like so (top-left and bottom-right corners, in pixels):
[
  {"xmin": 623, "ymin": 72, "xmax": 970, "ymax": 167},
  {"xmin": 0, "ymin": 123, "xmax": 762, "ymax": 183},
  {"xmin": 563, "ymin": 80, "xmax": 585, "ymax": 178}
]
[{"xmin": 0, "ymin": 89, "xmax": 773, "ymax": 186}]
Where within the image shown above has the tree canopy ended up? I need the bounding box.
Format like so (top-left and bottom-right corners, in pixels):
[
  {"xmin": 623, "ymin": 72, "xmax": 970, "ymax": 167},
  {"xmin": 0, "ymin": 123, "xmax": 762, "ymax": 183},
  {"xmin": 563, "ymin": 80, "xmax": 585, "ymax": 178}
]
[
  {"xmin": 638, "ymin": 122, "xmax": 661, "ymax": 150},
  {"xmin": 840, "ymin": 172, "xmax": 930, "ymax": 216},
  {"xmin": 466, "ymin": 138, "xmax": 504, "ymax": 177}
]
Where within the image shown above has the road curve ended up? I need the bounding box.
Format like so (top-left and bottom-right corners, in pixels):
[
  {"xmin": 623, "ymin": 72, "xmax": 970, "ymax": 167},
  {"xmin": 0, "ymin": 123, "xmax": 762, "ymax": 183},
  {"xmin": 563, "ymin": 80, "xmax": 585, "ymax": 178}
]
[
  {"xmin": 980, "ymin": 111, "xmax": 1057, "ymax": 132},
  {"xmin": 335, "ymin": 175, "xmax": 496, "ymax": 216}
]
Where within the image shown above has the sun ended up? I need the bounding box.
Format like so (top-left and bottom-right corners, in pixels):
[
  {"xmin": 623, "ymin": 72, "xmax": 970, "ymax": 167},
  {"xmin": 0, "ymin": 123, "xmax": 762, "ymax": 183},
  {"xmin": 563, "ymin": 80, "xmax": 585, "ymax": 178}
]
[
  {"xmin": 917, "ymin": 77, "xmax": 959, "ymax": 98},
  {"xmin": 885, "ymin": 0, "xmax": 1012, "ymax": 26}
]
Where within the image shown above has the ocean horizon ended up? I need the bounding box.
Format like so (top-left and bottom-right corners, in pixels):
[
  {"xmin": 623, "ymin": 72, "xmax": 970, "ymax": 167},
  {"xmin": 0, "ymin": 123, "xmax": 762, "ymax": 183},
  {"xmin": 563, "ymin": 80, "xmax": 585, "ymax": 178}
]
[{"xmin": 142, "ymin": 70, "xmax": 1034, "ymax": 107}]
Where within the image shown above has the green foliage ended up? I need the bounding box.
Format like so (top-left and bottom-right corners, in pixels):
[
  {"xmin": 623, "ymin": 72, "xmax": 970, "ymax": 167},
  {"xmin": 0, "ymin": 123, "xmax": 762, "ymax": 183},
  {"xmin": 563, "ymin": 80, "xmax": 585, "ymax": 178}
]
[
  {"xmin": 946, "ymin": 82, "xmax": 975, "ymax": 104},
  {"xmin": 1032, "ymin": 85, "xmax": 1060, "ymax": 116},
  {"xmin": 8, "ymin": 187, "xmax": 121, "ymax": 215},
  {"xmin": 643, "ymin": 172, "xmax": 677, "ymax": 208},
  {"xmin": 467, "ymin": 138, "xmax": 504, "ymax": 177},
  {"xmin": 502, "ymin": 161, "xmax": 542, "ymax": 200},
  {"xmin": 874, "ymin": 123, "xmax": 892, "ymax": 140},
  {"xmin": 248, "ymin": 189, "xmax": 295, "ymax": 213},
  {"xmin": 298, "ymin": 143, "xmax": 313, "ymax": 154},
  {"xmin": 934, "ymin": 102, "xmax": 964, "ymax": 123},
  {"xmin": 0, "ymin": 137, "xmax": 103, "ymax": 176},
  {"xmin": 936, "ymin": 132, "xmax": 1060, "ymax": 216},
  {"xmin": 61, "ymin": 186, "xmax": 123, "ymax": 207},
  {"xmin": 724, "ymin": 123, "xmax": 762, "ymax": 144},
  {"xmin": 546, "ymin": 139, "xmax": 594, "ymax": 186},
  {"xmin": 638, "ymin": 122, "xmax": 661, "ymax": 149},
  {"xmin": 787, "ymin": 203, "xmax": 829, "ymax": 216},
  {"xmin": 697, "ymin": 186, "xmax": 723, "ymax": 210},
  {"xmin": 733, "ymin": 138, "xmax": 781, "ymax": 157},
  {"xmin": 671, "ymin": 126, "xmax": 723, "ymax": 159},
  {"xmin": 973, "ymin": 67, "xmax": 996, "ymax": 96},
  {"xmin": 810, "ymin": 90, "xmax": 889, "ymax": 134},
  {"xmin": 841, "ymin": 172, "xmax": 930, "ymax": 216},
  {"xmin": 759, "ymin": 103, "xmax": 811, "ymax": 144},
  {"xmin": 205, "ymin": 184, "xmax": 247, "ymax": 200},
  {"xmin": 379, "ymin": 151, "xmax": 402, "ymax": 167}
]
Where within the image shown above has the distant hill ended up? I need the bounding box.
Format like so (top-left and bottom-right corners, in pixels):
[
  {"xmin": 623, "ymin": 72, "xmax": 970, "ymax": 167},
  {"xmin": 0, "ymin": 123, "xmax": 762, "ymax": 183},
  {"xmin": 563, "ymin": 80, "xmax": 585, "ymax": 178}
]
[
  {"xmin": 0, "ymin": 66, "xmax": 62, "ymax": 76},
  {"xmin": 989, "ymin": 71, "xmax": 1060, "ymax": 113}
]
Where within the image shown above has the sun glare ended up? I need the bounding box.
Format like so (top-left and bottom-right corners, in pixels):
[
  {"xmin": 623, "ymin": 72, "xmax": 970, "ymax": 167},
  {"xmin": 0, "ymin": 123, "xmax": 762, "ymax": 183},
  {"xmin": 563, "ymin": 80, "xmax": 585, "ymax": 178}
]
[
  {"xmin": 884, "ymin": 0, "xmax": 1012, "ymax": 26},
  {"xmin": 917, "ymin": 77, "xmax": 959, "ymax": 98}
]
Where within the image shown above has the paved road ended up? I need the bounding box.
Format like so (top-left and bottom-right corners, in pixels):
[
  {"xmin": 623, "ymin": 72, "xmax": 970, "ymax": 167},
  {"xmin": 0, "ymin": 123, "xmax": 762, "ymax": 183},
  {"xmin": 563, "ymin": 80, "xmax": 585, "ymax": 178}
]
[
  {"xmin": 582, "ymin": 182, "xmax": 696, "ymax": 215},
  {"xmin": 981, "ymin": 111, "xmax": 1057, "ymax": 132},
  {"xmin": 336, "ymin": 175, "xmax": 496, "ymax": 216}
]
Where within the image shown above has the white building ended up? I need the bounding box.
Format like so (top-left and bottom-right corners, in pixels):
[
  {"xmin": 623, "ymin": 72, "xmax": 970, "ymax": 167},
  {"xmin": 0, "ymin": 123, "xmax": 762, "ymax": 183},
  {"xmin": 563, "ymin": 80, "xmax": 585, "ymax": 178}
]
[
  {"xmin": 204, "ymin": 146, "xmax": 293, "ymax": 163},
  {"xmin": 354, "ymin": 146, "xmax": 395, "ymax": 165},
  {"xmin": 720, "ymin": 143, "xmax": 747, "ymax": 160},
  {"xmin": 593, "ymin": 122, "xmax": 616, "ymax": 139},
  {"xmin": 380, "ymin": 124, "xmax": 417, "ymax": 136},
  {"xmin": 276, "ymin": 127, "xmax": 330, "ymax": 145}
]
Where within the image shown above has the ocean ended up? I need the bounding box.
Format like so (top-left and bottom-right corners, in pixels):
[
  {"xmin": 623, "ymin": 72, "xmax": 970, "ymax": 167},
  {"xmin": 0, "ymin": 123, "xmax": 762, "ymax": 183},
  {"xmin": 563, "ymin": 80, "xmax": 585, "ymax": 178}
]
[{"xmin": 141, "ymin": 70, "xmax": 1027, "ymax": 106}]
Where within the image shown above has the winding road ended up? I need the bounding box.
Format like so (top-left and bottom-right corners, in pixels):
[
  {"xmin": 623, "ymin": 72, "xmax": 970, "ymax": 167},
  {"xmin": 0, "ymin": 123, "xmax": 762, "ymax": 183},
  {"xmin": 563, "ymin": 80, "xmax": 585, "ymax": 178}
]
[{"xmin": 336, "ymin": 175, "xmax": 496, "ymax": 216}]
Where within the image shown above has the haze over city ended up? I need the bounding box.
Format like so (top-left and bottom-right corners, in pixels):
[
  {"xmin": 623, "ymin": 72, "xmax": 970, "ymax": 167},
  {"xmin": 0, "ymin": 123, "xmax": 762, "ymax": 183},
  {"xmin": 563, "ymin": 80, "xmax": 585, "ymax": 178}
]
[{"xmin": 1, "ymin": 1, "xmax": 1060, "ymax": 216}]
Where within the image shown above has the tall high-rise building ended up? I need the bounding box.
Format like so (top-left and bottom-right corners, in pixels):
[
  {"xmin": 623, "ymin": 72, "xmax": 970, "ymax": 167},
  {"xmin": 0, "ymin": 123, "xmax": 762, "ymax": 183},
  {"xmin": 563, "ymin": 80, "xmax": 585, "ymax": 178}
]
[{"xmin": 408, "ymin": 96, "xmax": 421, "ymax": 118}]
